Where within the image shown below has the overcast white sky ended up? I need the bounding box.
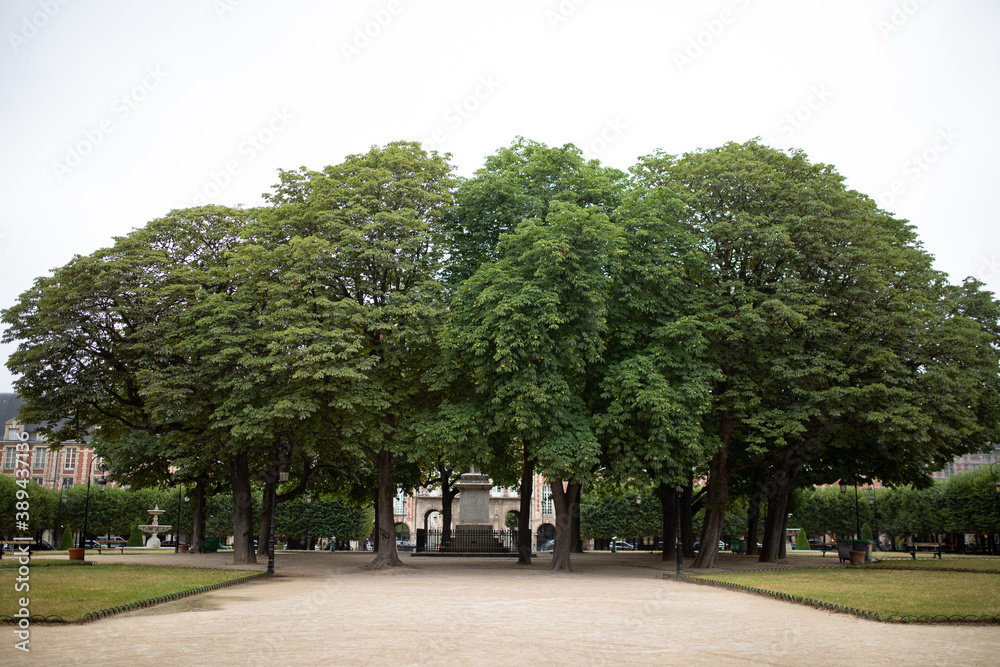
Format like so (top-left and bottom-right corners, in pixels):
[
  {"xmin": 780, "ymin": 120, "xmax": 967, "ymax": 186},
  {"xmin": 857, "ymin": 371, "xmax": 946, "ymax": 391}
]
[{"xmin": 1, "ymin": 0, "xmax": 998, "ymax": 393}]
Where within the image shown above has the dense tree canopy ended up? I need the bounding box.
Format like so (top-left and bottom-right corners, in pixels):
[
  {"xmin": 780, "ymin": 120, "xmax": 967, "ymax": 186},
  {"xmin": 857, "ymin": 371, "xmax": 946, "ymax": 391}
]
[{"xmin": 4, "ymin": 137, "xmax": 998, "ymax": 572}]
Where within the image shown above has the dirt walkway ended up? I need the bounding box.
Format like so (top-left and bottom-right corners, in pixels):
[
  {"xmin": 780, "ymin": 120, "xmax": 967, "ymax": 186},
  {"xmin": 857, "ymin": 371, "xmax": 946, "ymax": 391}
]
[{"xmin": 7, "ymin": 551, "xmax": 998, "ymax": 666}]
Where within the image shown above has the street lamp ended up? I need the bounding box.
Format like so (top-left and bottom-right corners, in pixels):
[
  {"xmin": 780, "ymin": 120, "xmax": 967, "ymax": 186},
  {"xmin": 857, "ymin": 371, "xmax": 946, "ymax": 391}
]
[
  {"xmin": 675, "ymin": 492, "xmax": 684, "ymax": 576},
  {"xmin": 305, "ymin": 495, "xmax": 312, "ymax": 551},
  {"xmin": 267, "ymin": 465, "xmax": 288, "ymax": 574},
  {"xmin": 80, "ymin": 457, "xmax": 109, "ymax": 552},
  {"xmin": 54, "ymin": 491, "xmax": 67, "ymax": 548},
  {"xmin": 839, "ymin": 479, "xmax": 861, "ymax": 540},
  {"xmin": 174, "ymin": 478, "xmax": 184, "ymax": 554},
  {"xmin": 97, "ymin": 471, "xmax": 110, "ymax": 546},
  {"xmin": 868, "ymin": 484, "xmax": 879, "ymax": 551}
]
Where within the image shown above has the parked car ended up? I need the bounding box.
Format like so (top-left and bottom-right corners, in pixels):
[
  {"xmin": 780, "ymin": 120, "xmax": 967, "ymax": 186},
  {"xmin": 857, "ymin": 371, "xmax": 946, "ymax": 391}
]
[
  {"xmin": 692, "ymin": 540, "xmax": 727, "ymax": 551},
  {"xmin": 396, "ymin": 540, "xmax": 415, "ymax": 552},
  {"xmin": 98, "ymin": 537, "xmax": 127, "ymax": 548},
  {"xmin": 609, "ymin": 539, "xmax": 635, "ymax": 550},
  {"xmin": 539, "ymin": 539, "xmax": 555, "ymax": 551}
]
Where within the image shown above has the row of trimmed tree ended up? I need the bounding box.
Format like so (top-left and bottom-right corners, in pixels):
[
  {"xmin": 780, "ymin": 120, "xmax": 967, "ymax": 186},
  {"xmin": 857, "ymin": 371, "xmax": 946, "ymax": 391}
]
[{"xmin": 5, "ymin": 138, "xmax": 998, "ymax": 570}]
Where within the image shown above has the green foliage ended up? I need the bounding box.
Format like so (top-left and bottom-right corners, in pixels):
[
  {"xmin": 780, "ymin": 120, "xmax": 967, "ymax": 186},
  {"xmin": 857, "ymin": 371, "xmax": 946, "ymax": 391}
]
[
  {"xmin": 275, "ymin": 497, "xmax": 374, "ymax": 542},
  {"xmin": 860, "ymin": 523, "xmax": 873, "ymax": 542},
  {"xmin": 795, "ymin": 530, "xmax": 810, "ymax": 550},
  {"xmin": 127, "ymin": 523, "xmax": 143, "ymax": 547},
  {"xmin": 580, "ymin": 492, "xmax": 662, "ymax": 539},
  {"xmin": 59, "ymin": 525, "xmax": 75, "ymax": 550}
]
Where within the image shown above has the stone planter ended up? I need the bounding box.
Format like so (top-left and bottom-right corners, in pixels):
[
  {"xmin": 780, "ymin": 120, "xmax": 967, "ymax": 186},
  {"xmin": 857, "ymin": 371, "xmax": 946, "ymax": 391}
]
[
  {"xmin": 848, "ymin": 549, "xmax": 866, "ymax": 565},
  {"xmin": 68, "ymin": 547, "xmax": 85, "ymax": 561}
]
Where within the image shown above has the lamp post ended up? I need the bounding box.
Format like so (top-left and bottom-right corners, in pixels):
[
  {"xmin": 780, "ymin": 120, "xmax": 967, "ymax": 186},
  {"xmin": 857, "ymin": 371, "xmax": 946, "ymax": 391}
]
[
  {"xmin": 868, "ymin": 484, "xmax": 879, "ymax": 551},
  {"xmin": 49, "ymin": 448, "xmax": 63, "ymax": 546},
  {"xmin": 675, "ymin": 493, "xmax": 684, "ymax": 576},
  {"xmin": 267, "ymin": 466, "xmax": 288, "ymax": 574},
  {"xmin": 175, "ymin": 479, "xmax": 183, "ymax": 554},
  {"xmin": 54, "ymin": 491, "xmax": 67, "ymax": 548},
  {"xmin": 97, "ymin": 471, "xmax": 109, "ymax": 545},
  {"xmin": 80, "ymin": 457, "xmax": 109, "ymax": 552},
  {"xmin": 305, "ymin": 495, "xmax": 312, "ymax": 551},
  {"xmin": 839, "ymin": 479, "xmax": 861, "ymax": 540}
]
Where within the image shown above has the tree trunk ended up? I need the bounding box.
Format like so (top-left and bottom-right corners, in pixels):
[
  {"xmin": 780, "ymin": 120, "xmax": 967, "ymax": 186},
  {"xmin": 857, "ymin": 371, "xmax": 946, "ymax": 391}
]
[
  {"xmin": 369, "ymin": 448, "xmax": 402, "ymax": 568},
  {"xmin": 516, "ymin": 451, "xmax": 535, "ymax": 565},
  {"xmin": 570, "ymin": 482, "xmax": 583, "ymax": 553},
  {"xmin": 190, "ymin": 478, "xmax": 207, "ymax": 554},
  {"xmin": 550, "ymin": 478, "xmax": 579, "ymax": 571},
  {"xmin": 758, "ymin": 469, "xmax": 794, "ymax": 563},
  {"xmin": 229, "ymin": 451, "xmax": 256, "ymax": 564},
  {"xmin": 659, "ymin": 483, "xmax": 678, "ymax": 562},
  {"xmin": 745, "ymin": 466, "xmax": 765, "ymax": 556},
  {"xmin": 691, "ymin": 441, "xmax": 729, "ymax": 568}
]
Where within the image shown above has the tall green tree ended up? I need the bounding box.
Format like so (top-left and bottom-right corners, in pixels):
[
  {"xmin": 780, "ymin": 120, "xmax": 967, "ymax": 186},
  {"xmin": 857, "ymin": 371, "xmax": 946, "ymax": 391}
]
[
  {"xmin": 443, "ymin": 138, "xmax": 627, "ymax": 566},
  {"xmin": 447, "ymin": 200, "xmax": 621, "ymax": 570},
  {"xmin": 257, "ymin": 141, "xmax": 458, "ymax": 568},
  {"xmin": 632, "ymin": 140, "xmax": 1000, "ymax": 567}
]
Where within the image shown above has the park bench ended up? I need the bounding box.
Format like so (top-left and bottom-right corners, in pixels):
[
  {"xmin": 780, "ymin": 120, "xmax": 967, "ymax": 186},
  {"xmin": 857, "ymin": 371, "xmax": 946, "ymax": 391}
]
[
  {"xmin": 908, "ymin": 542, "xmax": 942, "ymax": 559},
  {"xmin": 0, "ymin": 541, "xmax": 36, "ymax": 558},
  {"xmin": 95, "ymin": 543, "xmax": 127, "ymax": 555},
  {"xmin": 813, "ymin": 543, "xmax": 834, "ymax": 556}
]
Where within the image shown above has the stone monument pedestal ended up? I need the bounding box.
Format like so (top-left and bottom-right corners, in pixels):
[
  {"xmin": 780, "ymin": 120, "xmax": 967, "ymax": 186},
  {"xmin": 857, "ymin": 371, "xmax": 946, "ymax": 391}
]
[{"xmin": 440, "ymin": 468, "xmax": 509, "ymax": 553}]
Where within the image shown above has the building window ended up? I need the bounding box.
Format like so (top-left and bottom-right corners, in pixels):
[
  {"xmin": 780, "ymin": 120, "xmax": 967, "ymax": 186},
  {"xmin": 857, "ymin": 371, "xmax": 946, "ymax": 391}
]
[
  {"xmin": 33, "ymin": 447, "xmax": 47, "ymax": 470},
  {"xmin": 32, "ymin": 478, "xmax": 44, "ymax": 486},
  {"xmin": 541, "ymin": 487, "xmax": 553, "ymax": 516},
  {"xmin": 393, "ymin": 491, "xmax": 406, "ymax": 515},
  {"xmin": 63, "ymin": 447, "xmax": 77, "ymax": 470},
  {"xmin": 61, "ymin": 478, "xmax": 73, "ymax": 489},
  {"xmin": 3, "ymin": 446, "xmax": 16, "ymax": 469}
]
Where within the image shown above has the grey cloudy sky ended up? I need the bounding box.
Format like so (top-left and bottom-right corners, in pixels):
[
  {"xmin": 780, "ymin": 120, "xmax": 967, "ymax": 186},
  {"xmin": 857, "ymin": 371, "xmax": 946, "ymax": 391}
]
[{"xmin": 1, "ymin": 0, "xmax": 998, "ymax": 393}]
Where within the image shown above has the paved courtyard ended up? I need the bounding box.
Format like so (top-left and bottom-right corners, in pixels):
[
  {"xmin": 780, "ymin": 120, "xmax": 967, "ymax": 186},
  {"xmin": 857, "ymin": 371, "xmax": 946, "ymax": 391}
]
[{"xmin": 8, "ymin": 551, "xmax": 999, "ymax": 665}]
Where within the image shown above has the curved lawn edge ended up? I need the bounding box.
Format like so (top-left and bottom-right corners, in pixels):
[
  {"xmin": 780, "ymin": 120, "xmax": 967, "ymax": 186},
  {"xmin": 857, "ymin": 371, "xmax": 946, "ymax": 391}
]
[
  {"xmin": 0, "ymin": 571, "xmax": 272, "ymax": 625},
  {"xmin": 664, "ymin": 573, "xmax": 1000, "ymax": 625}
]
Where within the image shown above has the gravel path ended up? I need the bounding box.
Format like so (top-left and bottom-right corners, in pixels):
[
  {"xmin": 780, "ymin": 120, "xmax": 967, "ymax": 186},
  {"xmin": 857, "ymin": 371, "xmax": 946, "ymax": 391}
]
[{"xmin": 7, "ymin": 551, "xmax": 998, "ymax": 666}]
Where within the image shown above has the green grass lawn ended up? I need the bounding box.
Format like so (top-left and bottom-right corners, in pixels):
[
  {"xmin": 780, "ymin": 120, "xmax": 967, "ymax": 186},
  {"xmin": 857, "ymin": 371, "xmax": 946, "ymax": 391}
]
[
  {"xmin": 0, "ymin": 563, "xmax": 256, "ymax": 622},
  {"xmin": 694, "ymin": 568, "xmax": 1000, "ymax": 618},
  {"xmin": 870, "ymin": 557, "xmax": 1000, "ymax": 572}
]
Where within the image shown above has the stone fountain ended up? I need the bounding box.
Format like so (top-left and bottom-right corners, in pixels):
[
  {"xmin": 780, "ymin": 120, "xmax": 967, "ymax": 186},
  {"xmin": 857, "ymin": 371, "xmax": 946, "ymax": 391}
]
[{"xmin": 138, "ymin": 505, "xmax": 171, "ymax": 549}]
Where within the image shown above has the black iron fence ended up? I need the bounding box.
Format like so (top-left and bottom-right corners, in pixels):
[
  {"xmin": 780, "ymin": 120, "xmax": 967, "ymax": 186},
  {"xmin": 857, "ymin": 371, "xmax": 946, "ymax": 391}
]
[{"xmin": 417, "ymin": 529, "xmax": 518, "ymax": 553}]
